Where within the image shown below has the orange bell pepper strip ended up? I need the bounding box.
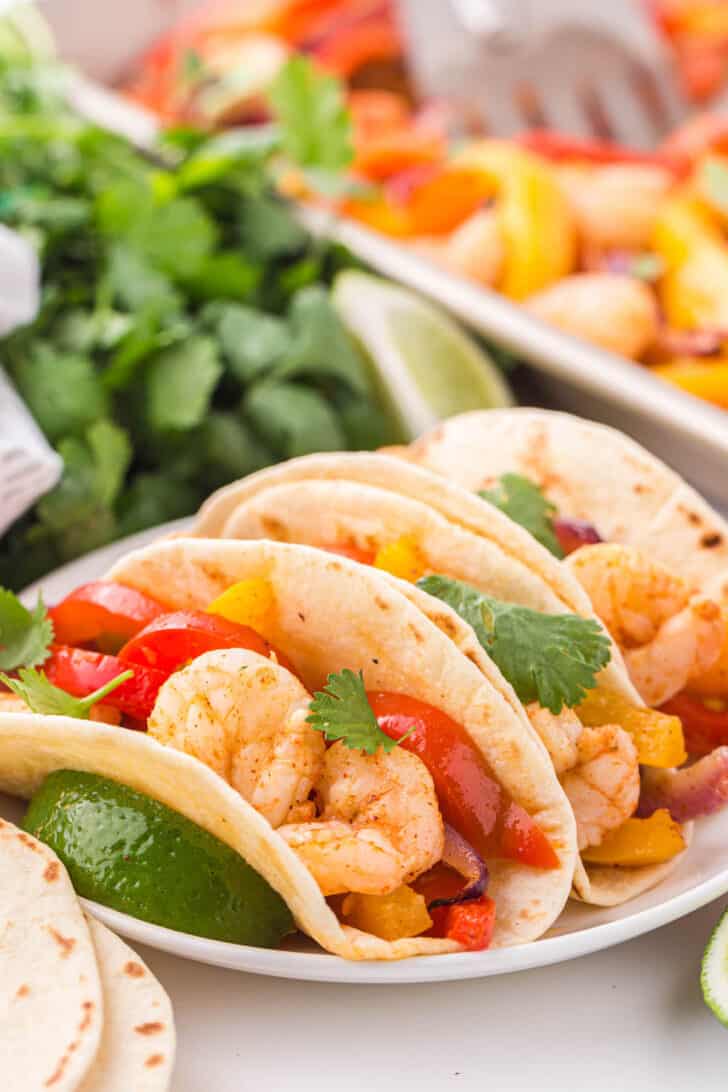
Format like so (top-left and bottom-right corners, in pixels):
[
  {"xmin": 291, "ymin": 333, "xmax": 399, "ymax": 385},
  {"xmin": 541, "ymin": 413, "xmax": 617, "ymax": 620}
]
[
  {"xmin": 576, "ymin": 687, "xmax": 687, "ymax": 769},
  {"xmin": 388, "ymin": 166, "xmax": 496, "ymax": 237},
  {"xmin": 352, "ymin": 127, "xmax": 447, "ymax": 182},
  {"xmin": 581, "ymin": 809, "xmax": 686, "ymax": 867},
  {"xmin": 453, "ymin": 141, "xmax": 577, "ymax": 299},
  {"xmin": 653, "ymin": 359, "xmax": 728, "ymax": 408}
]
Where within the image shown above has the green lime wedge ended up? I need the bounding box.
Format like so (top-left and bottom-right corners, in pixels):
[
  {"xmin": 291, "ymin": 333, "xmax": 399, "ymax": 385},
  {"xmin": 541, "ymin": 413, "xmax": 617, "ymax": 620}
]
[
  {"xmin": 332, "ymin": 270, "xmax": 513, "ymax": 442},
  {"xmin": 701, "ymin": 905, "xmax": 728, "ymax": 1026},
  {"xmin": 24, "ymin": 770, "xmax": 294, "ymax": 947}
]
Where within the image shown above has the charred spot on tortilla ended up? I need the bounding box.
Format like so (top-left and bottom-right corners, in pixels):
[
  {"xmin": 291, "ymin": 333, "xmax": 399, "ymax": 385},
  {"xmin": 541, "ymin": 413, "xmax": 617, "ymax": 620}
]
[
  {"xmin": 701, "ymin": 532, "xmax": 724, "ymax": 549},
  {"xmin": 261, "ymin": 515, "xmax": 286, "ymax": 538},
  {"xmin": 407, "ymin": 623, "xmax": 425, "ymax": 644},
  {"xmin": 373, "ymin": 595, "xmax": 390, "ymax": 611},
  {"xmin": 47, "ymin": 927, "xmax": 76, "ymax": 957},
  {"xmin": 681, "ymin": 508, "xmax": 703, "ymax": 526},
  {"xmin": 298, "ymin": 611, "xmax": 306, "ymax": 622},
  {"xmin": 135, "ymin": 1021, "xmax": 164, "ymax": 1036},
  {"xmin": 146, "ymin": 1054, "xmax": 165, "ymax": 1068},
  {"xmin": 79, "ymin": 1000, "xmax": 94, "ymax": 1032},
  {"xmin": 124, "ymin": 960, "xmax": 146, "ymax": 978},
  {"xmin": 429, "ymin": 612, "xmax": 458, "ymax": 638},
  {"xmin": 17, "ymin": 831, "xmax": 39, "ymax": 851},
  {"xmin": 15, "ymin": 984, "xmax": 30, "ymax": 999},
  {"xmin": 43, "ymin": 860, "xmax": 60, "ymax": 883}
]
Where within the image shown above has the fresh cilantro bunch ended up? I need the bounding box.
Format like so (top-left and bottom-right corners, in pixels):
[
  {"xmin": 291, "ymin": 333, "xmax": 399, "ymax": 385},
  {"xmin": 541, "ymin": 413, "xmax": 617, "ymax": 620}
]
[
  {"xmin": 1, "ymin": 665, "xmax": 132, "ymax": 717},
  {"xmin": 0, "ymin": 56, "xmax": 391, "ymax": 589},
  {"xmin": 418, "ymin": 575, "xmax": 611, "ymax": 714},
  {"xmin": 479, "ymin": 474, "xmax": 564, "ymax": 558}
]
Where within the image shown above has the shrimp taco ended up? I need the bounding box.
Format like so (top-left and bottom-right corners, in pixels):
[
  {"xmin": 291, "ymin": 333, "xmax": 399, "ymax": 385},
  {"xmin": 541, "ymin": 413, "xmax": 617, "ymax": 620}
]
[
  {"xmin": 189, "ymin": 452, "xmax": 696, "ymax": 906},
  {"xmin": 0, "ymin": 538, "xmax": 577, "ymax": 959},
  {"xmin": 402, "ymin": 409, "xmax": 728, "ymax": 848}
]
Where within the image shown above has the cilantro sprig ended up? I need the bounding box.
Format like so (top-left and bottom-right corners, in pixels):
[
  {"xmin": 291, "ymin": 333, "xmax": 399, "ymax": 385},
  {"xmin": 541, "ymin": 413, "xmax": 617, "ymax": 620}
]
[
  {"xmin": 418, "ymin": 575, "xmax": 611, "ymax": 714},
  {"xmin": 307, "ymin": 669, "xmax": 410, "ymax": 755},
  {"xmin": 0, "ymin": 667, "xmax": 133, "ymax": 718},
  {"xmin": 479, "ymin": 473, "xmax": 564, "ymax": 558},
  {"xmin": 0, "ymin": 588, "xmax": 53, "ymax": 671}
]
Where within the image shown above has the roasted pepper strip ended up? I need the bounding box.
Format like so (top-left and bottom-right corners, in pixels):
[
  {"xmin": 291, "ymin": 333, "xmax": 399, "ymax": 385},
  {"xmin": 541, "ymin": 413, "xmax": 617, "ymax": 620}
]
[
  {"xmin": 653, "ymin": 359, "xmax": 728, "ymax": 408},
  {"xmin": 661, "ymin": 692, "xmax": 728, "ymax": 756},
  {"xmin": 652, "ymin": 192, "xmax": 728, "ymax": 329},
  {"xmin": 581, "ymin": 809, "xmax": 686, "ymax": 867},
  {"xmin": 373, "ymin": 536, "xmax": 428, "ymax": 583},
  {"xmin": 576, "ymin": 688, "xmax": 687, "ymax": 768},
  {"xmin": 454, "ymin": 141, "xmax": 577, "ymax": 299}
]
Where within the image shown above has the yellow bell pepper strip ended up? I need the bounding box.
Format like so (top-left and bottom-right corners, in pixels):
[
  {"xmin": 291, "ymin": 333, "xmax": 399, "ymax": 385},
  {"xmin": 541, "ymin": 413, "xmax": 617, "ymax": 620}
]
[
  {"xmin": 653, "ymin": 359, "xmax": 728, "ymax": 408},
  {"xmin": 652, "ymin": 191, "xmax": 728, "ymax": 328},
  {"xmin": 453, "ymin": 141, "xmax": 577, "ymax": 299},
  {"xmin": 206, "ymin": 578, "xmax": 276, "ymax": 633},
  {"xmin": 340, "ymin": 886, "xmax": 433, "ymax": 941},
  {"xmin": 373, "ymin": 536, "xmax": 428, "ymax": 583},
  {"xmin": 581, "ymin": 809, "xmax": 686, "ymax": 867},
  {"xmin": 576, "ymin": 687, "xmax": 687, "ymax": 768}
]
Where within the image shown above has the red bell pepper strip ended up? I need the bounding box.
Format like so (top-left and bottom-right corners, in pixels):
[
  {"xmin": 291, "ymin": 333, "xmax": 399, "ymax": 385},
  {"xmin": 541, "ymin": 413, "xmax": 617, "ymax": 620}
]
[
  {"xmin": 660, "ymin": 692, "xmax": 728, "ymax": 756},
  {"xmin": 44, "ymin": 645, "xmax": 168, "ymax": 722},
  {"xmin": 50, "ymin": 582, "xmax": 168, "ymax": 649},
  {"xmin": 428, "ymin": 895, "xmax": 496, "ymax": 951},
  {"xmin": 322, "ymin": 543, "xmax": 377, "ymax": 564},
  {"xmin": 369, "ymin": 692, "xmax": 559, "ymax": 870},
  {"xmin": 519, "ymin": 129, "xmax": 688, "ymax": 176},
  {"xmin": 119, "ymin": 610, "xmax": 292, "ymax": 675}
]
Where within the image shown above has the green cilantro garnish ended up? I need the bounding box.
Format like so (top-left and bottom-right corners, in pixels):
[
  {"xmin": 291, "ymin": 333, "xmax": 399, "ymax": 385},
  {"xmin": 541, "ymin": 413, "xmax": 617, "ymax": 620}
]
[
  {"xmin": 0, "ymin": 588, "xmax": 54, "ymax": 671},
  {"xmin": 0, "ymin": 667, "xmax": 133, "ymax": 718},
  {"xmin": 418, "ymin": 575, "xmax": 611, "ymax": 714},
  {"xmin": 307, "ymin": 669, "xmax": 409, "ymax": 755},
  {"xmin": 479, "ymin": 473, "xmax": 564, "ymax": 558},
  {"xmin": 268, "ymin": 55, "xmax": 353, "ymax": 173}
]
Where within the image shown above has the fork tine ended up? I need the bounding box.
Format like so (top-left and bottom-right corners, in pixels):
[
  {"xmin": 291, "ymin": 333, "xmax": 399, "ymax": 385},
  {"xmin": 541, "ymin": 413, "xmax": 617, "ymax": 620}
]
[{"xmin": 590, "ymin": 71, "xmax": 662, "ymax": 149}]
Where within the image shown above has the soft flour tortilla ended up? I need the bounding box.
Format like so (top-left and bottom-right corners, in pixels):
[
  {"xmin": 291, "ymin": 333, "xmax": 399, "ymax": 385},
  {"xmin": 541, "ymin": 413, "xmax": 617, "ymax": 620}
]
[
  {"xmin": 407, "ymin": 407, "xmax": 728, "ymax": 591},
  {"xmin": 80, "ymin": 918, "xmax": 175, "ymax": 1092},
  {"xmin": 0, "ymin": 819, "xmax": 103, "ymax": 1091},
  {"xmin": 192, "ymin": 452, "xmax": 637, "ymax": 701},
  {"xmin": 0, "ymin": 539, "xmax": 577, "ymax": 957}
]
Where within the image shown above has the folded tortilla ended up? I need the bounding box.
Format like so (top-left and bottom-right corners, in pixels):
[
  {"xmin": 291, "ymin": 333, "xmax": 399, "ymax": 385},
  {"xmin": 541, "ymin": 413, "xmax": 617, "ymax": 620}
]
[
  {"xmin": 0, "ymin": 539, "xmax": 577, "ymax": 958},
  {"xmin": 189, "ymin": 453, "xmax": 691, "ymax": 906}
]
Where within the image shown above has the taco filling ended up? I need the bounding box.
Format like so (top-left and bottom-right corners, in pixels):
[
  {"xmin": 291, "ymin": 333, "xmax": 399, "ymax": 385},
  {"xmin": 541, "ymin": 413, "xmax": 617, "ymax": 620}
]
[{"xmin": 0, "ymin": 569, "xmax": 566, "ymax": 953}]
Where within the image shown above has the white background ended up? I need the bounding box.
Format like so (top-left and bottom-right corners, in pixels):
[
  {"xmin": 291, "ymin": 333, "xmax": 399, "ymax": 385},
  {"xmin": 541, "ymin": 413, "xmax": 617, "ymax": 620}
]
[{"xmin": 139, "ymin": 897, "xmax": 727, "ymax": 1091}]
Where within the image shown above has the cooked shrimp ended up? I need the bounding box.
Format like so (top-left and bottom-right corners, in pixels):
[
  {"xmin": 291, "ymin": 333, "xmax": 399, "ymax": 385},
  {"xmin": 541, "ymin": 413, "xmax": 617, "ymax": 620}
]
[
  {"xmin": 410, "ymin": 208, "xmax": 504, "ymax": 287},
  {"xmin": 279, "ymin": 740, "xmax": 444, "ymax": 896},
  {"xmin": 526, "ymin": 704, "xmax": 639, "ymax": 851},
  {"xmin": 526, "ymin": 273, "xmax": 659, "ymax": 360},
  {"xmin": 148, "ymin": 648, "xmax": 325, "ymax": 828},
  {"xmin": 568, "ymin": 543, "xmax": 724, "ymax": 705},
  {"xmin": 557, "ymin": 164, "xmax": 674, "ymax": 251},
  {"xmin": 562, "ymin": 724, "xmax": 640, "ymax": 852}
]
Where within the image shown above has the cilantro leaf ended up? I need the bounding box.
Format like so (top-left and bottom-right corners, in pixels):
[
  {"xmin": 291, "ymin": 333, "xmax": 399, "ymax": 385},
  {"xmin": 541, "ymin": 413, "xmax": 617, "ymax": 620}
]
[
  {"xmin": 243, "ymin": 381, "xmax": 345, "ymax": 458},
  {"xmin": 274, "ymin": 285, "xmax": 371, "ymax": 395},
  {"xmin": 479, "ymin": 473, "xmax": 564, "ymax": 558},
  {"xmin": 215, "ymin": 304, "xmax": 291, "ymax": 382},
  {"xmin": 418, "ymin": 575, "xmax": 611, "ymax": 714},
  {"xmin": 268, "ymin": 55, "xmax": 353, "ymax": 171},
  {"xmin": 0, "ymin": 667, "xmax": 132, "ymax": 718},
  {"xmin": 86, "ymin": 419, "xmax": 132, "ymax": 507},
  {"xmin": 0, "ymin": 589, "xmax": 53, "ymax": 671},
  {"xmin": 307, "ymin": 669, "xmax": 405, "ymax": 754},
  {"xmin": 145, "ymin": 336, "xmax": 223, "ymax": 432},
  {"xmin": 12, "ymin": 344, "xmax": 109, "ymax": 443}
]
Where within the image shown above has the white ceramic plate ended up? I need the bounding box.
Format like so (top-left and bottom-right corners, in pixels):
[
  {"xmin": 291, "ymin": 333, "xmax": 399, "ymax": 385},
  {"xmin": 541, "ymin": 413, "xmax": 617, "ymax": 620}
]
[{"xmin": 5, "ymin": 524, "xmax": 728, "ymax": 984}]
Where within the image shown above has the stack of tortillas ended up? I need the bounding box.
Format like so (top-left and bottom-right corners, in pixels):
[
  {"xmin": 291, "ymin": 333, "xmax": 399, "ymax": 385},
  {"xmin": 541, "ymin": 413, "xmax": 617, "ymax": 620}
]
[{"xmin": 0, "ymin": 818, "xmax": 175, "ymax": 1090}]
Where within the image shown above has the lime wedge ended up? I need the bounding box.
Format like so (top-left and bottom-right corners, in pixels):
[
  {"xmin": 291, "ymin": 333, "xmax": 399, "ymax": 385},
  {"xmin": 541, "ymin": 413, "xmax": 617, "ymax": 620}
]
[
  {"xmin": 332, "ymin": 270, "xmax": 514, "ymax": 442},
  {"xmin": 701, "ymin": 905, "xmax": 728, "ymax": 1026}
]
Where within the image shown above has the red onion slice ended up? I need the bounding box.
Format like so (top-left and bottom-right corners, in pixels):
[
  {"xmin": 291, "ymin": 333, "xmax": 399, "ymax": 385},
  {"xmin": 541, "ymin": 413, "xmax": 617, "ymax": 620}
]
[
  {"xmin": 553, "ymin": 517, "xmax": 603, "ymax": 556},
  {"xmin": 637, "ymin": 748, "xmax": 728, "ymax": 822},
  {"xmin": 429, "ymin": 824, "xmax": 489, "ymax": 909},
  {"xmin": 654, "ymin": 327, "xmax": 727, "ymax": 358}
]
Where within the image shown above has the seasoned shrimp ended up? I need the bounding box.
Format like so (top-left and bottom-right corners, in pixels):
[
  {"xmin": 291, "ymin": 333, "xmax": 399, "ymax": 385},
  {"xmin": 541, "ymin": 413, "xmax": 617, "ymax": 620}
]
[
  {"xmin": 411, "ymin": 208, "xmax": 504, "ymax": 287},
  {"xmin": 148, "ymin": 648, "xmax": 325, "ymax": 827},
  {"xmin": 526, "ymin": 273, "xmax": 659, "ymax": 360},
  {"xmin": 556, "ymin": 164, "xmax": 674, "ymax": 251},
  {"xmin": 279, "ymin": 741, "xmax": 444, "ymax": 896},
  {"xmin": 526, "ymin": 704, "xmax": 639, "ymax": 851},
  {"xmin": 568, "ymin": 543, "xmax": 724, "ymax": 706}
]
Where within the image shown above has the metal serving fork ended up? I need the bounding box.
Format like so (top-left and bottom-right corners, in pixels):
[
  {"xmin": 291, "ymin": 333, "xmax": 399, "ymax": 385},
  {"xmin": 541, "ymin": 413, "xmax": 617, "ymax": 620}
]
[{"xmin": 396, "ymin": 0, "xmax": 688, "ymax": 147}]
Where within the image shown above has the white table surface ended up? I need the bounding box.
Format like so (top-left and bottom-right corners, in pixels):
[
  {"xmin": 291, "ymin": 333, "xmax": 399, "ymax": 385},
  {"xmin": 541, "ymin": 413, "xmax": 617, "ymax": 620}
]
[{"xmin": 138, "ymin": 894, "xmax": 726, "ymax": 1091}]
